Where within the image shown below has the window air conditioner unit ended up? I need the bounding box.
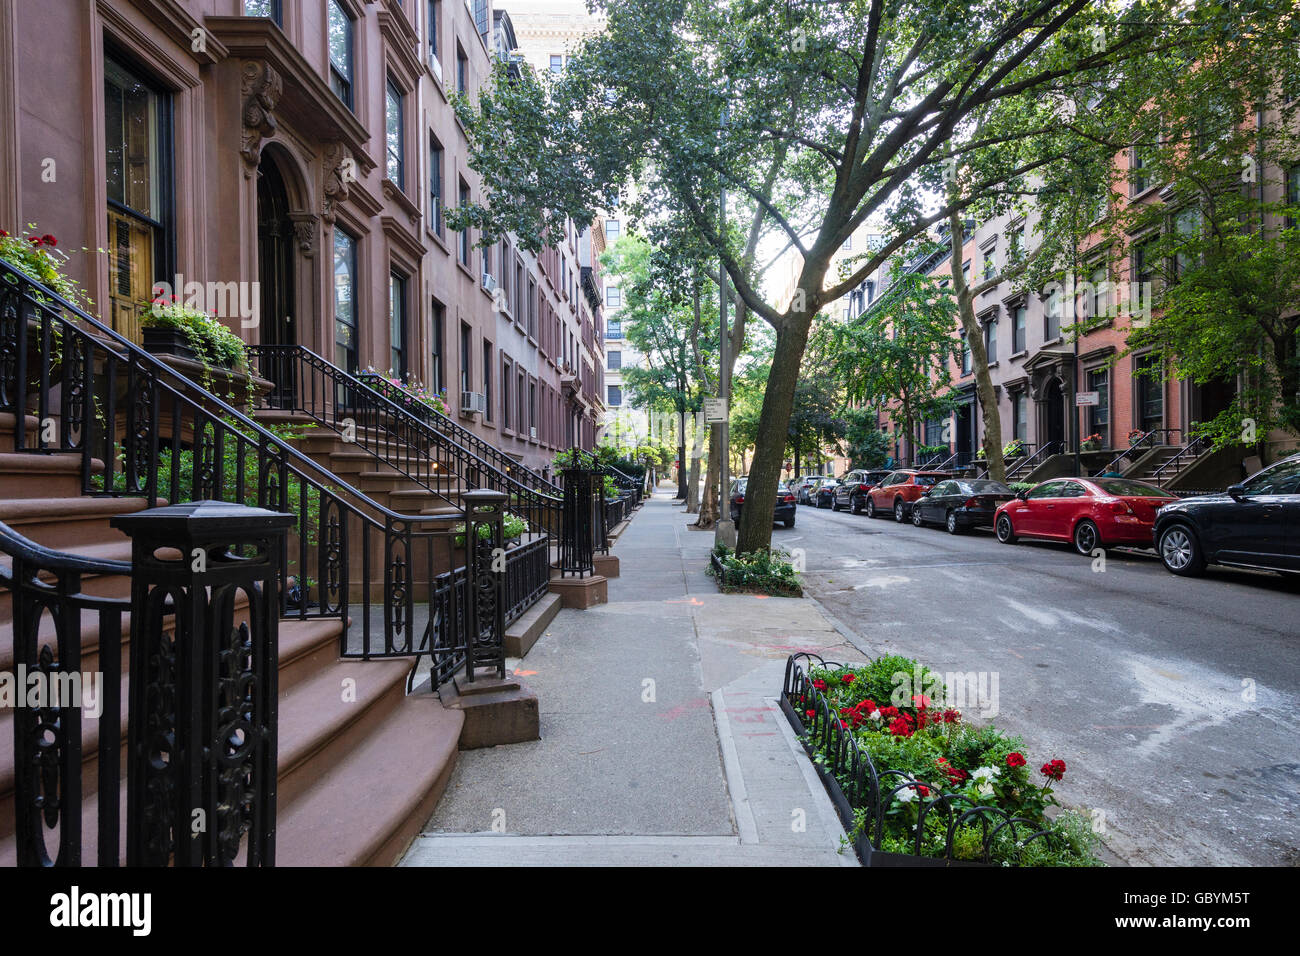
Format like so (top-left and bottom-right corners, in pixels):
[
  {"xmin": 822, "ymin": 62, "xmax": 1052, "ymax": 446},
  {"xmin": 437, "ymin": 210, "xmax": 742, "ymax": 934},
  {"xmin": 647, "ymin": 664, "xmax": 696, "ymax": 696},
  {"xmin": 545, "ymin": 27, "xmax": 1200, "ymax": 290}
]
[
  {"xmin": 529, "ymin": 426, "xmax": 537, "ymax": 439},
  {"xmin": 460, "ymin": 391, "xmax": 488, "ymax": 415},
  {"xmin": 482, "ymin": 272, "xmax": 497, "ymax": 292}
]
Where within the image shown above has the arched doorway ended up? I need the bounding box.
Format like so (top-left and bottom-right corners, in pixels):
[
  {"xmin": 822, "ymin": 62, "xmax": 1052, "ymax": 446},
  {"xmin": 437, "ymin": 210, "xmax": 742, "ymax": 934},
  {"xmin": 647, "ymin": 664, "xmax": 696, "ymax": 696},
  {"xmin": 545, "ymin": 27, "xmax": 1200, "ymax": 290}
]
[{"xmin": 257, "ymin": 153, "xmax": 296, "ymax": 406}]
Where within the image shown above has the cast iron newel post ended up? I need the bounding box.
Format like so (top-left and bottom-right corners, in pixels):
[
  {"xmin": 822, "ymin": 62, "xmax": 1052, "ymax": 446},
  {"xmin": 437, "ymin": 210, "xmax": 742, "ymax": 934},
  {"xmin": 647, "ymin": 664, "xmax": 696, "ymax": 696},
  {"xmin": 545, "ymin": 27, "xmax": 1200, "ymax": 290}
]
[
  {"xmin": 110, "ymin": 500, "xmax": 293, "ymax": 868},
  {"xmin": 462, "ymin": 489, "xmax": 507, "ymax": 682}
]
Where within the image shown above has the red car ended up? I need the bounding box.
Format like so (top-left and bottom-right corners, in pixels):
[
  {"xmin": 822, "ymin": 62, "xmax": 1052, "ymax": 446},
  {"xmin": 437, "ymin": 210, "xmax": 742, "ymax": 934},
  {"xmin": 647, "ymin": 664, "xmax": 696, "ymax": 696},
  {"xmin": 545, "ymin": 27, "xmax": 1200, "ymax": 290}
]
[
  {"xmin": 865, "ymin": 470, "xmax": 951, "ymax": 522},
  {"xmin": 994, "ymin": 477, "xmax": 1177, "ymax": 555}
]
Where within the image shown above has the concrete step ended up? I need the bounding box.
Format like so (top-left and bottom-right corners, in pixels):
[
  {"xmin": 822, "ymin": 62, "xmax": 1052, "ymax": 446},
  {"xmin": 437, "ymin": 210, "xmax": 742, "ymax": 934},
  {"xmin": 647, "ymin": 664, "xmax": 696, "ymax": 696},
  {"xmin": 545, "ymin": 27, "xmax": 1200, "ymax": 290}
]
[
  {"xmin": 0, "ymin": 496, "xmax": 151, "ymax": 554},
  {"xmin": 0, "ymin": 453, "xmax": 103, "ymax": 498},
  {"xmin": 505, "ymin": 591, "xmax": 561, "ymax": 658}
]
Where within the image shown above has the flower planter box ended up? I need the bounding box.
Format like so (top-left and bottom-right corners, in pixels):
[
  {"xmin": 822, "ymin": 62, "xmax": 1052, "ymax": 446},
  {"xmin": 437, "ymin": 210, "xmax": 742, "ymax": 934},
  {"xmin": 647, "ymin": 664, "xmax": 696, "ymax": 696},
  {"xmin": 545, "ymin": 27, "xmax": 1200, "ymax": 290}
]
[{"xmin": 142, "ymin": 326, "xmax": 233, "ymax": 365}]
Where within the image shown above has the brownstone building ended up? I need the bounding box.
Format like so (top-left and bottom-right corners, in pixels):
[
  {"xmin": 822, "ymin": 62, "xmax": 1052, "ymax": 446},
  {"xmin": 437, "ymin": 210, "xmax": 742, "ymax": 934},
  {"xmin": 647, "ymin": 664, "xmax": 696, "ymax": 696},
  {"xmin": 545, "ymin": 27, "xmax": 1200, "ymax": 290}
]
[{"xmin": 0, "ymin": 0, "xmax": 602, "ymax": 473}]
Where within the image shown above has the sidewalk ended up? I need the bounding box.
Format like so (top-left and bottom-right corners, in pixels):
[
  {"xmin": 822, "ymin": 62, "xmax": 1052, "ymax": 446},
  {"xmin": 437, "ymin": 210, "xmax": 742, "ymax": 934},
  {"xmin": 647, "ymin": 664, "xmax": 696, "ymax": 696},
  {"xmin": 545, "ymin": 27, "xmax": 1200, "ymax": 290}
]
[{"xmin": 401, "ymin": 489, "xmax": 861, "ymax": 866}]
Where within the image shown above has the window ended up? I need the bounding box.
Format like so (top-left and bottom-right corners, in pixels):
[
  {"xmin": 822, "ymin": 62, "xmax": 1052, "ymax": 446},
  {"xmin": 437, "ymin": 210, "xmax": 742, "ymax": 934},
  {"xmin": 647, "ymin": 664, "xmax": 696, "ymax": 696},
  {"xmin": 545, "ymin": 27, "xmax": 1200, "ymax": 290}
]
[
  {"xmin": 1012, "ymin": 302, "xmax": 1027, "ymax": 354},
  {"xmin": 482, "ymin": 341, "xmax": 494, "ymax": 421},
  {"xmin": 105, "ymin": 55, "xmax": 170, "ymax": 344},
  {"xmin": 456, "ymin": 46, "xmax": 468, "ymax": 94},
  {"xmin": 605, "ymin": 218, "xmax": 620, "ymax": 241},
  {"xmin": 606, "ymin": 319, "xmax": 621, "ymax": 339},
  {"xmin": 960, "ymin": 334, "xmax": 972, "ymax": 375},
  {"xmin": 529, "ymin": 381, "xmax": 537, "ymax": 436},
  {"xmin": 332, "ymin": 228, "xmax": 358, "ymax": 372},
  {"xmin": 389, "ymin": 272, "xmax": 408, "ymax": 377},
  {"xmin": 459, "ymin": 323, "xmax": 471, "ymax": 393},
  {"xmin": 1172, "ymin": 206, "xmax": 1201, "ymax": 278},
  {"xmin": 607, "ymin": 385, "xmax": 622, "ymax": 406},
  {"xmin": 1013, "ymin": 392, "xmax": 1028, "ymax": 442},
  {"xmin": 327, "ymin": 1, "xmax": 354, "ymax": 110},
  {"xmin": 501, "ymin": 357, "xmax": 512, "ymax": 429},
  {"xmin": 984, "ymin": 317, "xmax": 997, "ymax": 363},
  {"xmin": 386, "ymin": 80, "xmax": 405, "ymax": 189},
  {"xmin": 607, "ymin": 349, "xmax": 621, "ymax": 370},
  {"xmin": 1089, "ymin": 266, "xmax": 1108, "ymax": 321},
  {"xmin": 982, "ymin": 249, "xmax": 997, "ymax": 280},
  {"xmin": 1130, "ymin": 145, "xmax": 1149, "ymax": 195},
  {"xmin": 243, "ymin": 0, "xmax": 281, "ymax": 22},
  {"xmin": 429, "ymin": 134, "xmax": 443, "ymax": 235},
  {"xmin": 1134, "ymin": 237, "xmax": 1158, "ymax": 289},
  {"xmin": 1045, "ymin": 287, "xmax": 1062, "ymax": 341},
  {"xmin": 961, "ymin": 260, "xmax": 971, "ymax": 284},
  {"xmin": 549, "ymin": 54, "xmax": 564, "ymax": 73},
  {"xmin": 1026, "ymin": 480, "xmax": 1065, "ymax": 500},
  {"xmin": 1086, "ymin": 367, "xmax": 1109, "ymax": 448},
  {"xmin": 458, "ymin": 180, "xmax": 471, "ymax": 266},
  {"xmin": 527, "ymin": 278, "xmax": 537, "ymax": 338},
  {"xmin": 605, "ymin": 286, "xmax": 621, "ymax": 308},
  {"xmin": 427, "ymin": 0, "xmax": 441, "ymax": 76},
  {"xmin": 430, "ymin": 298, "xmax": 445, "ymax": 394},
  {"xmin": 842, "ymin": 236, "xmax": 852, "ymax": 251},
  {"xmin": 1288, "ymin": 165, "xmax": 1300, "ymax": 229}
]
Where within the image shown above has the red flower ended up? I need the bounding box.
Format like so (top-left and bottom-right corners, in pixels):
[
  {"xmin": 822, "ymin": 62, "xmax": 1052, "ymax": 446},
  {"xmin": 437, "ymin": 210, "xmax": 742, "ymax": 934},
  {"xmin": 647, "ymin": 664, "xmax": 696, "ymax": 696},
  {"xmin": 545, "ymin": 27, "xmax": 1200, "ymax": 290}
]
[
  {"xmin": 916, "ymin": 785, "xmax": 930, "ymax": 798},
  {"xmin": 40, "ymin": 234, "xmax": 57, "ymax": 247},
  {"xmin": 879, "ymin": 706, "xmax": 899, "ymax": 719},
  {"xmin": 1040, "ymin": 759, "xmax": 1066, "ymax": 781},
  {"xmin": 942, "ymin": 709, "xmax": 961, "ymax": 723},
  {"xmin": 840, "ymin": 673, "xmax": 856, "ymax": 684},
  {"xmin": 912, "ymin": 693, "xmax": 931, "ymax": 709},
  {"xmin": 811, "ymin": 679, "xmax": 827, "ymax": 691},
  {"xmin": 1006, "ymin": 752, "xmax": 1027, "ymax": 768},
  {"xmin": 861, "ymin": 699, "xmax": 877, "ymax": 712},
  {"xmin": 29, "ymin": 236, "xmax": 43, "ymax": 246},
  {"xmin": 887, "ymin": 716, "xmax": 914, "ymax": 737},
  {"xmin": 805, "ymin": 709, "xmax": 815, "ymax": 719},
  {"xmin": 0, "ymin": 228, "xmax": 9, "ymax": 237}
]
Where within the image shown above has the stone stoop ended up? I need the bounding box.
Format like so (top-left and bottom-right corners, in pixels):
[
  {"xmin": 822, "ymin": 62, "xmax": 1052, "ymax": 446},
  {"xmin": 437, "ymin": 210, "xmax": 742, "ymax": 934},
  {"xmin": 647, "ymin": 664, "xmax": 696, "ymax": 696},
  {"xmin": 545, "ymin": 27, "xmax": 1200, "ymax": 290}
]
[
  {"xmin": 438, "ymin": 672, "xmax": 540, "ymax": 750},
  {"xmin": 504, "ymin": 591, "xmax": 562, "ymax": 658}
]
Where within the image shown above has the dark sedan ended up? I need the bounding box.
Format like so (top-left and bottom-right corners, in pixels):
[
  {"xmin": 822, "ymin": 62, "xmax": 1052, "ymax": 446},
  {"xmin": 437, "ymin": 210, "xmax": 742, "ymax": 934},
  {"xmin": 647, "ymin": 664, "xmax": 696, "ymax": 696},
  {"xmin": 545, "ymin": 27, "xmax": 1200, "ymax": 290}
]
[
  {"xmin": 813, "ymin": 479, "xmax": 837, "ymax": 509},
  {"xmin": 832, "ymin": 469, "xmax": 893, "ymax": 514},
  {"xmin": 729, "ymin": 478, "xmax": 797, "ymax": 528},
  {"xmin": 911, "ymin": 478, "xmax": 1016, "ymax": 534},
  {"xmin": 1153, "ymin": 454, "xmax": 1300, "ymax": 576}
]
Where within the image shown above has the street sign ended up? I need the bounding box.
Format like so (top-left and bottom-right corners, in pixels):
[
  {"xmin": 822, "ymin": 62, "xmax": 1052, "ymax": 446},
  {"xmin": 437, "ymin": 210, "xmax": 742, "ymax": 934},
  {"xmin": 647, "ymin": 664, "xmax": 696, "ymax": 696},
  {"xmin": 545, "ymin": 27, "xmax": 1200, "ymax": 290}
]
[
  {"xmin": 1075, "ymin": 391, "xmax": 1101, "ymax": 406},
  {"xmin": 703, "ymin": 397, "xmax": 728, "ymax": 422}
]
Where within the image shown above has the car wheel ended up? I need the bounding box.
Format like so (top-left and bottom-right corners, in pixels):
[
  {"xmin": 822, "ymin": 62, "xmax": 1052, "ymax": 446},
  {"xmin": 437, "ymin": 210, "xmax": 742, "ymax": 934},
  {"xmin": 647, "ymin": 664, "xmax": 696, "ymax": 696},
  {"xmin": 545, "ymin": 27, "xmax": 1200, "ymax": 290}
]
[
  {"xmin": 996, "ymin": 513, "xmax": 1017, "ymax": 544},
  {"xmin": 946, "ymin": 511, "xmax": 961, "ymax": 535},
  {"xmin": 894, "ymin": 499, "xmax": 906, "ymax": 523},
  {"xmin": 865, "ymin": 497, "xmax": 876, "ymax": 518},
  {"xmin": 831, "ymin": 496, "xmax": 841, "ymax": 512},
  {"xmin": 784, "ymin": 517, "xmax": 795, "ymax": 528},
  {"xmin": 1158, "ymin": 523, "xmax": 1205, "ymax": 577},
  {"xmin": 1073, "ymin": 520, "xmax": 1100, "ymax": 556},
  {"xmin": 911, "ymin": 507, "xmax": 924, "ymax": 527},
  {"xmin": 850, "ymin": 494, "xmax": 862, "ymax": 515}
]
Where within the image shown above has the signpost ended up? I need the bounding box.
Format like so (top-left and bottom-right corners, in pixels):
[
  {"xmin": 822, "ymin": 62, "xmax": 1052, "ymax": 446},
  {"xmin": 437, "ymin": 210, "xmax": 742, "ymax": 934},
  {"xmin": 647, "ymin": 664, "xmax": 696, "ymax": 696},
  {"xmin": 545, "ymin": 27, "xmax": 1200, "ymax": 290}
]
[
  {"xmin": 1076, "ymin": 391, "xmax": 1100, "ymax": 407},
  {"xmin": 703, "ymin": 397, "xmax": 728, "ymax": 423}
]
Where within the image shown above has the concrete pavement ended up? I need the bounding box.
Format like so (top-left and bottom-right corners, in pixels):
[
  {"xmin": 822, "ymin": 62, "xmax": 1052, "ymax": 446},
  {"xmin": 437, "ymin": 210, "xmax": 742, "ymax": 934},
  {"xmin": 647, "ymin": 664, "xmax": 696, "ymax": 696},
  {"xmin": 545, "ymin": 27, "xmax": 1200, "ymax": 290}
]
[{"xmin": 402, "ymin": 489, "xmax": 858, "ymax": 866}]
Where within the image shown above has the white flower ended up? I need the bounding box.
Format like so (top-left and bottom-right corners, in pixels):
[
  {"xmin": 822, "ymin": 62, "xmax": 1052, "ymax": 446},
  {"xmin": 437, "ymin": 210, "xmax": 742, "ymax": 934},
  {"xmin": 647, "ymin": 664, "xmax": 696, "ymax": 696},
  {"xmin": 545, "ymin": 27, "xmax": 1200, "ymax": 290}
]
[
  {"xmin": 867, "ymin": 709, "xmax": 882, "ymax": 721},
  {"xmin": 895, "ymin": 787, "xmax": 916, "ymax": 804},
  {"xmin": 971, "ymin": 765, "xmax": 1000, "ymax": 783},
  {"xmin": 977, "ymin": 782, "xmax": 995, "ymax": 797}
]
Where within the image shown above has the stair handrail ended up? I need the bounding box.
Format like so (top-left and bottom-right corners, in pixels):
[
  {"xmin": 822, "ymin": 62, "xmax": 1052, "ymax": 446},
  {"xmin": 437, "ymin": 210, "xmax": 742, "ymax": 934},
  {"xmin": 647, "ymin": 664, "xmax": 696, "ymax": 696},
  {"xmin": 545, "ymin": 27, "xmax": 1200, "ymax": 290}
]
[
  {"xmin": 245, "ymin": 345, "xmax": 562, "ymax": 529},
  {"xmin": 0, "ymin": 259, "xmax": 476, "ymax": 664},
  {"xmin": 1006, "ymin": 440, "xmax": 1060, "ymax": 480},
  {"xmin": 356, "ymin": 366, "xmax": 562, "ymax": 497},
  {"xmin": 1092, "ymin": 430, "xmax": 1159, "ymax": 477},
  {"xmin": 1149, "ymin": 433, "xmax": 1212, "ymax": 483}
]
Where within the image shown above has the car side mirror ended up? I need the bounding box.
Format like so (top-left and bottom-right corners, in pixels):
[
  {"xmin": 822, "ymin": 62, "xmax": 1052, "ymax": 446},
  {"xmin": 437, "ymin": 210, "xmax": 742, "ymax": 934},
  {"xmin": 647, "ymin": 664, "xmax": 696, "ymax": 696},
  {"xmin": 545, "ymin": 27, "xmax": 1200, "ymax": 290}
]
[
  {"xmin": 1016, "ymin": 491, "xmax": 1029, "ymax": 501},
  {"xmin": 1227, "ymin": 484, "xmax": 1247, "ymax": 501}
]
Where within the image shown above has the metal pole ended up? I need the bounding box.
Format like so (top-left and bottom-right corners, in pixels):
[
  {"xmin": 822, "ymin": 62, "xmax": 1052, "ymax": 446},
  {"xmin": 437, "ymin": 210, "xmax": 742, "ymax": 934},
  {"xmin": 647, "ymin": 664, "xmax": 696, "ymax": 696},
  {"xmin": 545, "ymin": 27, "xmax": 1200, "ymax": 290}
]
[{"xmin": 715, "ymin": 179, "xmax": 737, "ymax": 548}]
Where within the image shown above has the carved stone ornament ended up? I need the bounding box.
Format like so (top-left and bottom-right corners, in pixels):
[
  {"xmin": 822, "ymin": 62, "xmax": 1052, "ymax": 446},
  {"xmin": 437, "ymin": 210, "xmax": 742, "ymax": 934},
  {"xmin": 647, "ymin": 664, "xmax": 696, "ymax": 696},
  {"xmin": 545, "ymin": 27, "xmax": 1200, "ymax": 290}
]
[
  {"xmin": 240, "ymin": 61, "xmax": 283, "ymax": 173},
  {"xmin": 290, "ymin": 213, "xmax": 318, "ymax": 257},
  {"xmin": 321, "ymin": 142, "xmax": 352, "ymax": 224}
]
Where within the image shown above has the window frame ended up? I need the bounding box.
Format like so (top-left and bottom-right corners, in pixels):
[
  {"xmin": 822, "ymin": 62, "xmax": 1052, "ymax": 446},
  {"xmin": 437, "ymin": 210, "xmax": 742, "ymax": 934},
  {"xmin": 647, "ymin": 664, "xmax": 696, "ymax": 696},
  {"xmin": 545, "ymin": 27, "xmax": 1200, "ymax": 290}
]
[
  {"xmin": 327, "ymin": 0, "xmax": 355, "ymax": 111},
  {"xmin": 385, "ymin": 78, "xmax": 405, "ymax": 190}
]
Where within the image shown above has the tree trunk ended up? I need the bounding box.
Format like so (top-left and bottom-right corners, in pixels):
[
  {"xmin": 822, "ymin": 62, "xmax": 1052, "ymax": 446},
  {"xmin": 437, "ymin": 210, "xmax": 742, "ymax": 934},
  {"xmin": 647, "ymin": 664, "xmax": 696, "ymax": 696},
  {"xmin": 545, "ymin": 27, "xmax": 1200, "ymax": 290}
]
[
  {"xmin": 686, "ymin": 413, "xmax": 702, "ymax": 513},
  {"xmin": 737, "ymin": 319, "xmax": 810, "ymax": 553},
  {"xmin": 949, "ymin": 209, "xmax": 1007, "ymax": 482},
  {"xmin": 695, "ymin": 423, "xmax": 721, "ymax": 529}
]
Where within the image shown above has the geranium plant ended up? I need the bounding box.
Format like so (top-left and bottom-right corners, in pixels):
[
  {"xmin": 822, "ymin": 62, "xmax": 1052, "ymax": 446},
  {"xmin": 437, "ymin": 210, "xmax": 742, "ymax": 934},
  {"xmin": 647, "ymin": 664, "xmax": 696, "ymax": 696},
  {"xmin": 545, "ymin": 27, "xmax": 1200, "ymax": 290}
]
[{"xmin": 364, "ymin": 366, "xmax": 448, "ymax": 416}]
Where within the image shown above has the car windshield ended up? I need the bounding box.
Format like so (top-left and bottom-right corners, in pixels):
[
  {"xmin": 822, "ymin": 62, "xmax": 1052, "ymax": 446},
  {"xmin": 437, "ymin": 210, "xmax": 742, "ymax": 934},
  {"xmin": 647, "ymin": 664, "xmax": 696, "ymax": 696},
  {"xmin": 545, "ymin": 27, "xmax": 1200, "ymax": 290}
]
[
  {"xmin": 914, "ymin": 475, "xmax": 942, "ymax": 486},
  {"xmin": 1241, "ymin": 457, "xmax": 1300, "ymax": 495},
  {"xmin": 1093, "ymin": 479, "xmax": 1171, "ymax": 498},
  {"xmin": 959, "ymin": 480, "xmax": 1012, "ymax": 495}
]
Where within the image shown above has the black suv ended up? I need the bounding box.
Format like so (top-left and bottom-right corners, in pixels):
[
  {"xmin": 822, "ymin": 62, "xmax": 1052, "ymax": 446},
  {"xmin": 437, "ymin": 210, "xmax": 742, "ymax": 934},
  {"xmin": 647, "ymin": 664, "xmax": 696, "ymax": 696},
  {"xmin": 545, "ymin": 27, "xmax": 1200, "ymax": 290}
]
[
  {"xmin": 1153, "ymin": 454, "xmax": 1300, "ymax": 576},
  {"xmin": 832, "ymin": 470, "xmax": 892, "ymax": 514}
]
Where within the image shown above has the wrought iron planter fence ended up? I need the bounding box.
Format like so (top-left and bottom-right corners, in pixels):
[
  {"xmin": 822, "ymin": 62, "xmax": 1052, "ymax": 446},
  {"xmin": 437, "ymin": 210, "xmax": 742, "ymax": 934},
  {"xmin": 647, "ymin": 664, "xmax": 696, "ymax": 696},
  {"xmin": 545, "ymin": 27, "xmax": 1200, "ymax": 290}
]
[
  {"xmin": 781, "ymin": 653, "xmax": 1067, "ymax": 867},
  {"xmin": 600, "ymin": 492, "xmax": 632, "ymax": 553},
  {"xmin": 558, "ymin": 465, "xmax": 601, "ymax": 576}
]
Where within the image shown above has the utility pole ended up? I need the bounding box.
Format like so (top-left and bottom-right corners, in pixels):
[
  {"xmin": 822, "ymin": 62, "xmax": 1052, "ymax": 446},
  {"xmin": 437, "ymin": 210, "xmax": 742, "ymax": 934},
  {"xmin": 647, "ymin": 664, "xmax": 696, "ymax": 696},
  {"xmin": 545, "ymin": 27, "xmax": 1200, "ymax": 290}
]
[{"xmin": 715, "ymin": 103, "xmax": 736, "ymax": 549}]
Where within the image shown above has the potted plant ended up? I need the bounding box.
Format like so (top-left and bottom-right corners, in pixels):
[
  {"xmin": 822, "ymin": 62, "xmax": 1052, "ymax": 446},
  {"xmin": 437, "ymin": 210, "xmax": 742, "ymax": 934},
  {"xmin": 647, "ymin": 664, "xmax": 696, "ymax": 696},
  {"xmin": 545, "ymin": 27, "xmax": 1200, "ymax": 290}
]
[
  {"xmin": 1002, "ymin": 438, "xmax": 1027, "ymax": 459},
  {"xmin": 453, "ymin": 511, "xmax": 528, "ymax": 548},
  {"xmin": 1127, "ymin": 428, "xmax": 1147, "ymax": 447},
  {"xmin": 1080, "ymin": 432, "xmax": 1103, "ymax": 452}
]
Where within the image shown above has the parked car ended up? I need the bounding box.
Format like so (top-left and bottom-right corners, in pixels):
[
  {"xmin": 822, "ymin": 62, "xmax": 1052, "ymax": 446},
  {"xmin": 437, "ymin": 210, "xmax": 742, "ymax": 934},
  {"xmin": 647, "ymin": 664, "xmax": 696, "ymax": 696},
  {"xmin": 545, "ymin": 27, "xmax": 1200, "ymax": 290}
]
[
  {"xmin": 865, "ymin": 470, "xmax": 951, "ymax": 522},
  {"xmin": 794, "ymin": 474, "xmax": 827, "ymax": 504},
  {"xmin": 813, "ymin": 479, "xmax": 838, "ymax": 509},
  {"xmin": 729, "ymin": 478, "xmax": 797, "ymax": 528},
  {"xmin": 995, "ymin": 476, "xmax": 1177, "ymax": 555},
  {"xmin": 832, "ymin": 470, "xmax": 893, "ymax": 514},
  {"xmin": 911, "ymin": 478, "xmax": 1016, "ymax": 533},
  {"xmin": 1152, "ymin": 454, "xmax": 1300, "ymax": 576}
]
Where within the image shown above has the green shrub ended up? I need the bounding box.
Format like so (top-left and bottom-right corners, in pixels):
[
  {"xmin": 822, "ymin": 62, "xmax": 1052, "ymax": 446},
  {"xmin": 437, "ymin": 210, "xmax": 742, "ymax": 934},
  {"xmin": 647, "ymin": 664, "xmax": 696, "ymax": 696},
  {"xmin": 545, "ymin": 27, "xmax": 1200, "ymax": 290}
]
[{"xmin": 709, "ymin": 544, "xmax": 802, "ymax": 596}]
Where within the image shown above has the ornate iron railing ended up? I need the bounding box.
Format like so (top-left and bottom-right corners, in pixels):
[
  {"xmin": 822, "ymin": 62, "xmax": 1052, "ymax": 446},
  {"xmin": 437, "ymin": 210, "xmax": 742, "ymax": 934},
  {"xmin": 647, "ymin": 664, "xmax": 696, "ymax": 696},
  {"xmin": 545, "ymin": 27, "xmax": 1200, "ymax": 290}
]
[
  {"xmin": 355, "ymin": 364, "xmax": 560, "ymax": 496},
  {"xmin": 503, "ymin": 534, "xmax": 550, "ymax": 625},
  {"xmin": 991, "ymin": 440, "xmax": 1060, "ymax": 481},
  {"xmin": 248, "ymin": 345, "xmax": 562, "ymax": 541},
  {"xmin": 781, "ymin": 653, "xmax": 1064, "ymax": 866},
  {"xmin": 1148, "ymin": 434, "xmax": 1211, "ymax": 484},
  {"xmin": 558, "ymin": 466, "xmax": 601, "ymax": 577},
  {"xmin": 0, "ymin": 259, "xmax": 481, "ymax": 668},
  {"xmin": 0, "ymin": 520, "xmax": 130, "ymax": 866}
]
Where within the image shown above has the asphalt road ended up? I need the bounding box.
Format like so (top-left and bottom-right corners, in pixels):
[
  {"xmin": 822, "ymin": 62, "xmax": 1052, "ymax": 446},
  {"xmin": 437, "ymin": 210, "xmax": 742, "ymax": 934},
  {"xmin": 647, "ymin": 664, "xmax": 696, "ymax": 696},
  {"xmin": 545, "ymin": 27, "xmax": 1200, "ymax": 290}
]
[{"xmin": 777, "ymin": 499, "xmax": 1300, "ymax": 866}]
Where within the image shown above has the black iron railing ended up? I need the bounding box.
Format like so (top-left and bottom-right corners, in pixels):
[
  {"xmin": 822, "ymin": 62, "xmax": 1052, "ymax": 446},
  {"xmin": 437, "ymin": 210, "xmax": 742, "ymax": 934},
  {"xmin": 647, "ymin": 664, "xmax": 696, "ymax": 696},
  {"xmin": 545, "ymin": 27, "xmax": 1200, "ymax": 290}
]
[
  {"xmin": 248, "ymin": 345, "xmax": 562, "ymax": 541},
  {"xmin": 999, "ymin": 440, "xmax": 1060, "ymax": 480},
  {"xmin": 503, "ymin": 535, "xmax": 550, "ymax": 625},
  {"xmin": 0, "ymin": 259, "xmax": 481, "ymax": 667},
  {"xmin": 356, "ymin": 365, "xmax": 560, "ymax": 497},
  {"xmin": 781, "ymin": 654, "xmax": 1062, "ymax": 866},
  {"xmin": 0, "ymin": 520, "xmax": 129, "ymax": 866},
  {"xmin": 1148, "ymin": 434, "xmax": 1211, "ymax": 484},
  {"xmin": 558, "ymin": 466, "xmax": 601, "ymax": 576}
]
